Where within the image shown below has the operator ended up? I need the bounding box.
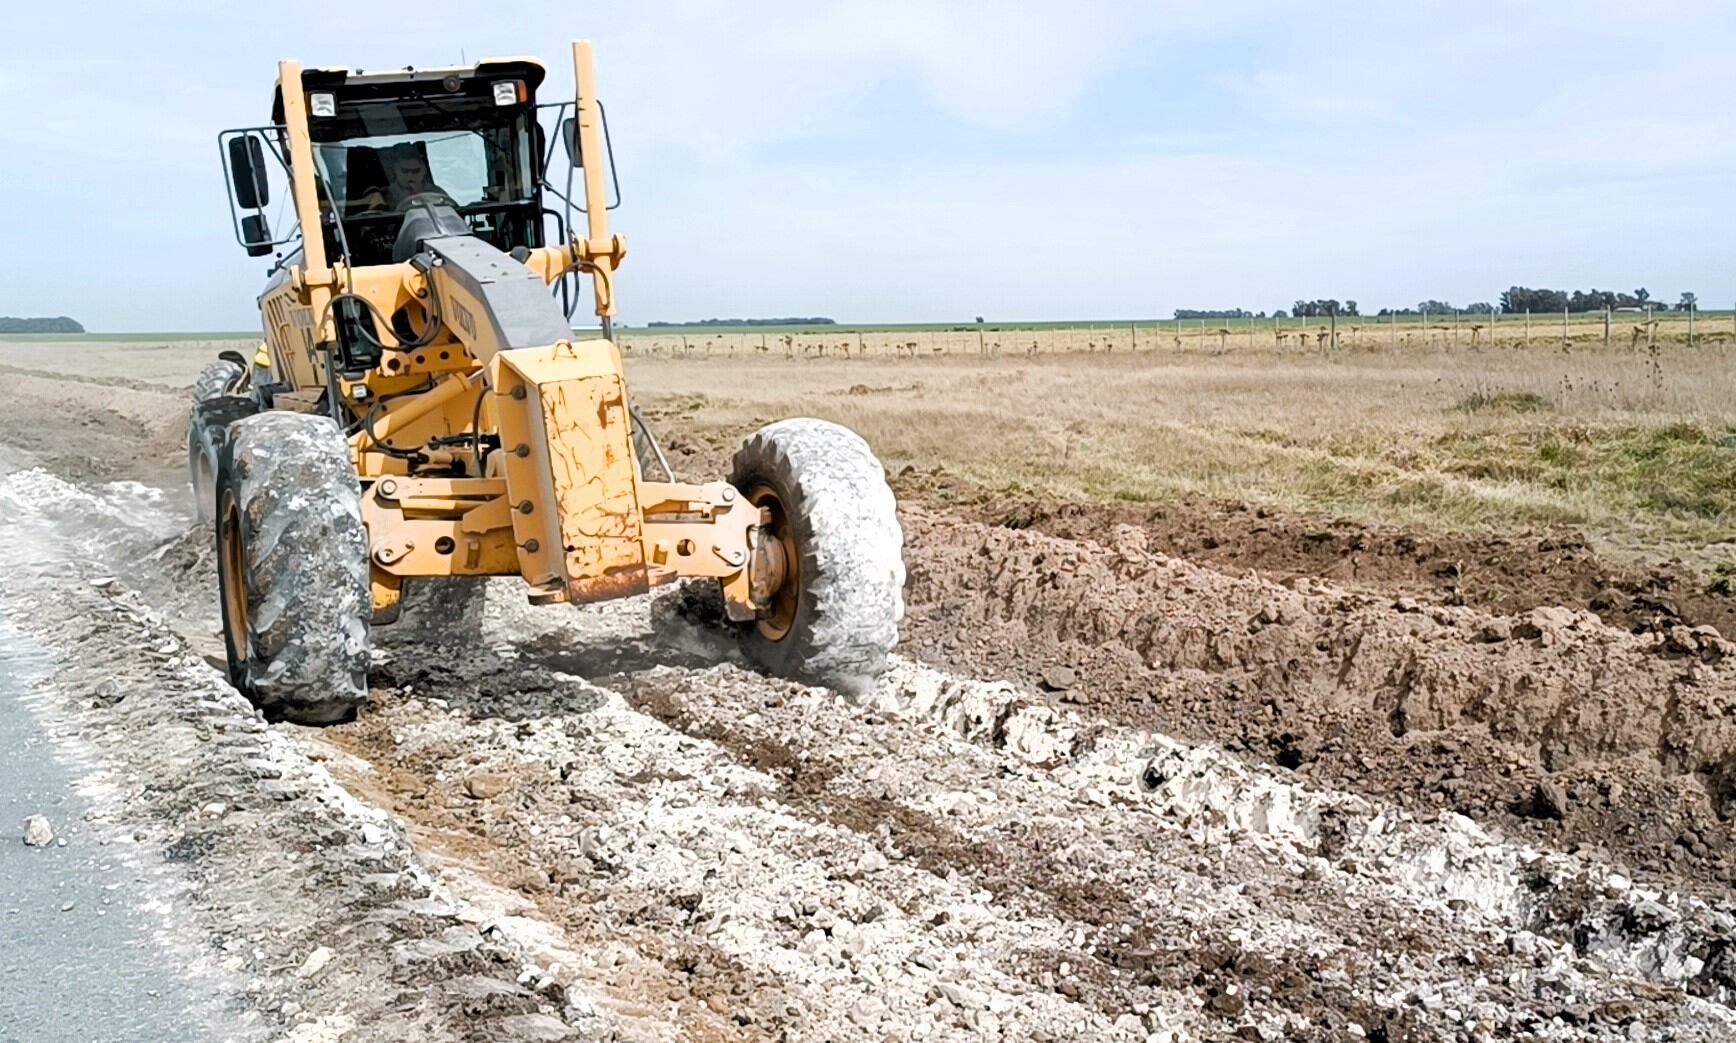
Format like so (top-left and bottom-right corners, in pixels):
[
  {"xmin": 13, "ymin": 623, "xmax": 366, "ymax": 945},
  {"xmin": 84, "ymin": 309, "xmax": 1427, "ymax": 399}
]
[{"xmin": 355, "ymin": 145, "xmax": 453, "ymax": 211}]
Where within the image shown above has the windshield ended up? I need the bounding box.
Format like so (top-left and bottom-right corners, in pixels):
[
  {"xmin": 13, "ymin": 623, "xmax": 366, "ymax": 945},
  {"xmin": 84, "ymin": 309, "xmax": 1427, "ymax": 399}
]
[{"xmin": 304, "ymin": 95, "xmax": 540, "ymax": 263}]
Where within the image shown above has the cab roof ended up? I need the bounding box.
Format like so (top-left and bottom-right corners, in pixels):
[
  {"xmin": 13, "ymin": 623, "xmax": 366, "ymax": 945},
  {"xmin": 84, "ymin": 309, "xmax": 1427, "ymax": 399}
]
[{"xmin": 271, "ymin": 57, "xmax": 547, "ymax": 123}]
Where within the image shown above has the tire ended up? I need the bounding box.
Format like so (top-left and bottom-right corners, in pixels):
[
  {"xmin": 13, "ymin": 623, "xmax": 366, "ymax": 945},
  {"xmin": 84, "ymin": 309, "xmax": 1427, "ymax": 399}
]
[
  {"xmin": 728, "ymin": 419, "xmax": 904, "ymax": 692},
  {"xmin": 193, "ymin": 359, "xmax": 245, "ymax": 404},
  {"xmin": 188, "ymin": 360, "xmax": 248, "ymax": 524},
  {"xmin": 215, "ymin": 411, "xmax": 371, "ymax": 724}
]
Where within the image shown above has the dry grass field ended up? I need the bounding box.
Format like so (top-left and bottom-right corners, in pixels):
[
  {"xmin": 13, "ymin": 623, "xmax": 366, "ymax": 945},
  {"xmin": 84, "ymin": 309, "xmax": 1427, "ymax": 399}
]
[{"xmin": 626, "ymin": 339, "xmax": 1736, "ymax": 570}]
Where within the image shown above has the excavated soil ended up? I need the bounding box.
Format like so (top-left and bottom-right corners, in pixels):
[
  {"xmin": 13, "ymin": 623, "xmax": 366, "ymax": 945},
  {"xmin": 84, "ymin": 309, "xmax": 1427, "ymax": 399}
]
[
  {"xmin": 907, "ymin": 475, "xmax": 1736, "ymax": 644},
  {"xmin": 896, "ymin": 505, "xmax": 1736, "ymax": 895},
  {"xmin": 5, "ymin": 363, "xmax": 1736, "ymax": 1040}
]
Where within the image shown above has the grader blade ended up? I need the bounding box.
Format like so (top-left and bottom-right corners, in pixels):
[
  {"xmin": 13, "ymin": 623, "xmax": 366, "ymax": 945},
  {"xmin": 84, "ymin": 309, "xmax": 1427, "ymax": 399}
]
[{"xmin": 490, "ymin": 340, "xmax": 649, "ymax": 604}]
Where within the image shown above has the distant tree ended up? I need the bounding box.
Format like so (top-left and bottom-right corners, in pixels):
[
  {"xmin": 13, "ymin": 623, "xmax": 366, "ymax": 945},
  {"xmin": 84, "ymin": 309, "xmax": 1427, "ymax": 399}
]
[
  {"xmin": 1678, "ymin": 292, "xmax": 1698, "ymax": 312},
  {"xmin": 975, "ymin": 315, "xmax": 984, "ymax": 324},
  {"xmin": 0, "ymin": 315, "xmax": 84, "ymax": 334},
  {"xmin": 1174, "ymin": 308, "xmax": 1253, "ymax": 319},
  {"xmin": 1291, "ymin": 299, "xmax": 1349, "ymax": 318},
  {"xmin": 1464, "ymin": 302, "xmax": 1496, "ymax": 314},
  {"xmin": 1634, "ymin": 288, "xmax": 1651, "ymax": 305},
  {"xmin": 1344, "ymin": 300, "xmax": 1359, "ymax": 317},
  {"xmin": 1273, "ymin": 309, "xmax": 1290, "ymax": 319}
]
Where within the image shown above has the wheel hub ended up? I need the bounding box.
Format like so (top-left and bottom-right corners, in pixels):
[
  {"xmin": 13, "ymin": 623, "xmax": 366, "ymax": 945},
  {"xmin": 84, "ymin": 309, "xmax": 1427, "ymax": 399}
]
[{"xmin": 745, "ymin": 486, "xmax": 799, "ymax": 641}]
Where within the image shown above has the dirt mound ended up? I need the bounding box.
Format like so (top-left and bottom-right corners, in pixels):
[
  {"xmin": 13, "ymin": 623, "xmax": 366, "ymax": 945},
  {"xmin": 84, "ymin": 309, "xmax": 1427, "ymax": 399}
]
[
  {"xmin": 898, "ymin": 504, "xmax": 1736, "ymax": 893},
  {"xmin": 0, "ymin": 367, "xmax": 189, "ymax": 481},
  {"xmin": 915, "ymin": 479, "xmax": 1736, "ymax": 642}
]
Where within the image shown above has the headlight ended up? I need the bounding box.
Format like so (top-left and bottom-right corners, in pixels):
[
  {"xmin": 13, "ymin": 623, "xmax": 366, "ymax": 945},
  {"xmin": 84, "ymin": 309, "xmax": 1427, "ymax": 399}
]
[
  {"xmin": 492, "ymin": 80, "xmax": 523, "ymax": 106},
  {"xmin": 309, "ymin": 92, "xmax": 336, "ymax": 118}
]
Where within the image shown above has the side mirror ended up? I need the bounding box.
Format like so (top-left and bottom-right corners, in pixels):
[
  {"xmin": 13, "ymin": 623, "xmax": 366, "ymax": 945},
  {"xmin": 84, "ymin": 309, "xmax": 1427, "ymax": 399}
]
[
  {"xmin": 561, "ymin": 116, "xmax": 580, "ymax": 166},
  {"xmin": 229, "ymin": 135, "xmax": 270, "ymax": 209},
  {"xmin": 241, "ymin": 213, "xmax": 272, "ymax": 257}
]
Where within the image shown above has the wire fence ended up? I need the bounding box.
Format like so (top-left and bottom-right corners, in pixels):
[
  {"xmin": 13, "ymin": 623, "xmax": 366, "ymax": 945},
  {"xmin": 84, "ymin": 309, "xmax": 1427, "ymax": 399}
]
[{"xmin": 616, "ymin": 310, "xmax": 1736, "ymax": 359}]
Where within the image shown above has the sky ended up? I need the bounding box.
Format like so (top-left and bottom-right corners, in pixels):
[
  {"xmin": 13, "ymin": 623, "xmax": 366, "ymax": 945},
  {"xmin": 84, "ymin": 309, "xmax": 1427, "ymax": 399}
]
[{"xmin": 2, "ymin": 1, "xmax": 1733, "ymax": 330}]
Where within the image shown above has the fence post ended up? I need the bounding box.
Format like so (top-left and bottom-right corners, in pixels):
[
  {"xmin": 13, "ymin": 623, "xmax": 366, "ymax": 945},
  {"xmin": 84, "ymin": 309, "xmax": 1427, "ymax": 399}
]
[
  {"xmin": 1525, "ymin": 308, "xmax": 1530, "ymax": 347},
  {"xmin": 1454, "ymin": 309, "xmax": 1460, "ymax": 346},
  {"xmin": 1604, "ymin": 307, "xmax": 1610, "ymax": 346},
  {"xmin": 1561, "ymin": 307, "xmax": 1568, "ymax": 350},
  {"xmin": 1689, "ymin": 305, "xmax": 1695, "ymax": 347}
]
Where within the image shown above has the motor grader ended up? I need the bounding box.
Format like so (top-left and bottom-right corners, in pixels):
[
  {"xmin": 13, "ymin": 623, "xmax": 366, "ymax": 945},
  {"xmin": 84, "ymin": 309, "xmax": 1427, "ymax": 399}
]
[{"xmin": 192, "ymin": 41, "xmax": 903, "ymax": 724}]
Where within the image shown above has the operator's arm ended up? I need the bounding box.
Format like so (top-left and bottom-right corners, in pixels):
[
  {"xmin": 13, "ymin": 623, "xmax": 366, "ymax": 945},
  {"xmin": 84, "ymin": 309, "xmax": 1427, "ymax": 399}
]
[{"xmin": 348, "ymin": 188, "xmax": 388, "ymax": 213}]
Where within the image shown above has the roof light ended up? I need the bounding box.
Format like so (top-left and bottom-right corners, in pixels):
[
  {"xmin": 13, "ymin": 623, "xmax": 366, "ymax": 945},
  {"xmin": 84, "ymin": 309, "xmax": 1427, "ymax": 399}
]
[
  {"xmin": 492, "ymin": 80, "xmax": 522, "ymax": 106},
  {"xmin": 309, "ymin": 92, "xmax": 336, "ymax": 118}
]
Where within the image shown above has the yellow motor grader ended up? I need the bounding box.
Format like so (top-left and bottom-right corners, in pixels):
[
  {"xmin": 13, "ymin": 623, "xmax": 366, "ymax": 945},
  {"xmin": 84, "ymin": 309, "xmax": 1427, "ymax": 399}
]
[{"xmin": 193, "ymin": 42, "xmax": 903, "ymax": 723}]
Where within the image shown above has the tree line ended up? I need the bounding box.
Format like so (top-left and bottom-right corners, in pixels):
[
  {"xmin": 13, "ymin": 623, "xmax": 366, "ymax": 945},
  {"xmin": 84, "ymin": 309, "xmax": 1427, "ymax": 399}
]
[
  {"xmin": 1498, "ymin": 287, "xmax": 1698, "ymax": 313},
  {"xmin": 646, "ymin": 317, "xmax": 837, "ymax": 327},
  {"xmin": 0, "ymin": 316, "xmax": 84, "ymax": 334},
  {"xmin": 1173, "ymin": 287, "xmax": 1706, "ymax": 321}
]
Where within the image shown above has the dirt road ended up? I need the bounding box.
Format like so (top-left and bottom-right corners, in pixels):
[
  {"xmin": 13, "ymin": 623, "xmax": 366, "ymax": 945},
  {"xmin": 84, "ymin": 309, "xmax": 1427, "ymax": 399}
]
[{"xmin": 2, "ymin": 360, "xmax": 1735, "ymax": 1041}]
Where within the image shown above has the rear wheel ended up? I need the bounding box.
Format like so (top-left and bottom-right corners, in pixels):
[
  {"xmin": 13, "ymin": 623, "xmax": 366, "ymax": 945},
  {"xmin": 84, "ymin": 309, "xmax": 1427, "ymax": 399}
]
[
  {"xmin": 215, "ymin": 412, "xmax": 371, "ymax": 724},
  {"xmin": 188, "ymin": 360, "xmax": 248, "ymax": 524},
  {"xmin": 728, "ymin": 419, "xmax": 904, "ymax": 692}
]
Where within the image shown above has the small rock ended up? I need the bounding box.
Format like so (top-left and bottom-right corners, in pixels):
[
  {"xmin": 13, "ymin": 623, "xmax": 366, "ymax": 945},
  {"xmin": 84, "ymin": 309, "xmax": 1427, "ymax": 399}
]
[
  {"xmin": 1531, "ymin": 779, "xmax": 1569, "ymax": 820},
  {"xmin": 1040, "ymin": 665, "xmax": 1077, "ymax": 691},
  {"xmin": 22, "ymin": 816, "xmax": 53, "ymax": 847},
  {"xmin": 1530, "ymin": 605, "xmax": 1577, "ymax": 630},
  {"xmin": 1207, "ymin": 988, "xmax": 1246, "ymax": 1017},
  {"xmin": 296, "ymin": 946, "xmax": 334, "ymax": 978},
  {"xmin": 464, "ymin": 773, "xmax": 511, "ymax": 800}
]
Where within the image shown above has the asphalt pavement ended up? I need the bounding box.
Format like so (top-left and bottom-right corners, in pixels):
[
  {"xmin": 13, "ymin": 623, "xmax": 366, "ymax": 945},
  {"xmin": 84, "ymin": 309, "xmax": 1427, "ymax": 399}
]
[{"xmin": 0, "ymin": 612, "xmax": 246, "ymax": 1043}]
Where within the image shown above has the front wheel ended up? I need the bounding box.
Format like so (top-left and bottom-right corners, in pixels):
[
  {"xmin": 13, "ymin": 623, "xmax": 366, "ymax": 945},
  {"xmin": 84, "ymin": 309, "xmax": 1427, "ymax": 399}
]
[
  {"xmin": 216, "ymin": 412, "xmax": 371, "ymax": 724},
  {"xmin": 729, "ymin": 419, "xmax": 904, "ymax": 692}
]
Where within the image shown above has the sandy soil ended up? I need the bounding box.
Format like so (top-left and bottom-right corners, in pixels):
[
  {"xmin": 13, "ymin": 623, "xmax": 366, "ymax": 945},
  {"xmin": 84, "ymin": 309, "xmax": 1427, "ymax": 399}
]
[{"xmin": 2, "ymin": 359, "xmax": 1735, "ymax": 1041}]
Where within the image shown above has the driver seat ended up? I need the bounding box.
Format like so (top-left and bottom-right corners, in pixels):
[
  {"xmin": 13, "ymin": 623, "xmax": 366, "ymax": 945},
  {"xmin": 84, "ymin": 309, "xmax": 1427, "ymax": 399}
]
[{"xmin": 344, "ymin": 146, "xmax": 387, "ymax": 209}]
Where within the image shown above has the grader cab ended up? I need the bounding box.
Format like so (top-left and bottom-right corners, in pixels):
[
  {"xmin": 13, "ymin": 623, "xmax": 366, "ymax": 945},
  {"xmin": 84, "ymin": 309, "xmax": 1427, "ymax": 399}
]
[{"xmin": 192, "ymin": 42, "xmax": 903, "ymax": 724}]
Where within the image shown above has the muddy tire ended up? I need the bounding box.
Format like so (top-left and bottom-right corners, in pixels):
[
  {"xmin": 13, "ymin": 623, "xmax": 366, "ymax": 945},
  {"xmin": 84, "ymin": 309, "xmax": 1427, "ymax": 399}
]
[
  {"xmin": 215, "ymin": 412, "xmax": 370, "ymax": 724},
  {"xmin": 188, "ymin": 360, "xmax": 249, "ymax": 524},
  {"xmin": 729, "ymin": 419, "xmax": 904, "ymax": 691}
]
